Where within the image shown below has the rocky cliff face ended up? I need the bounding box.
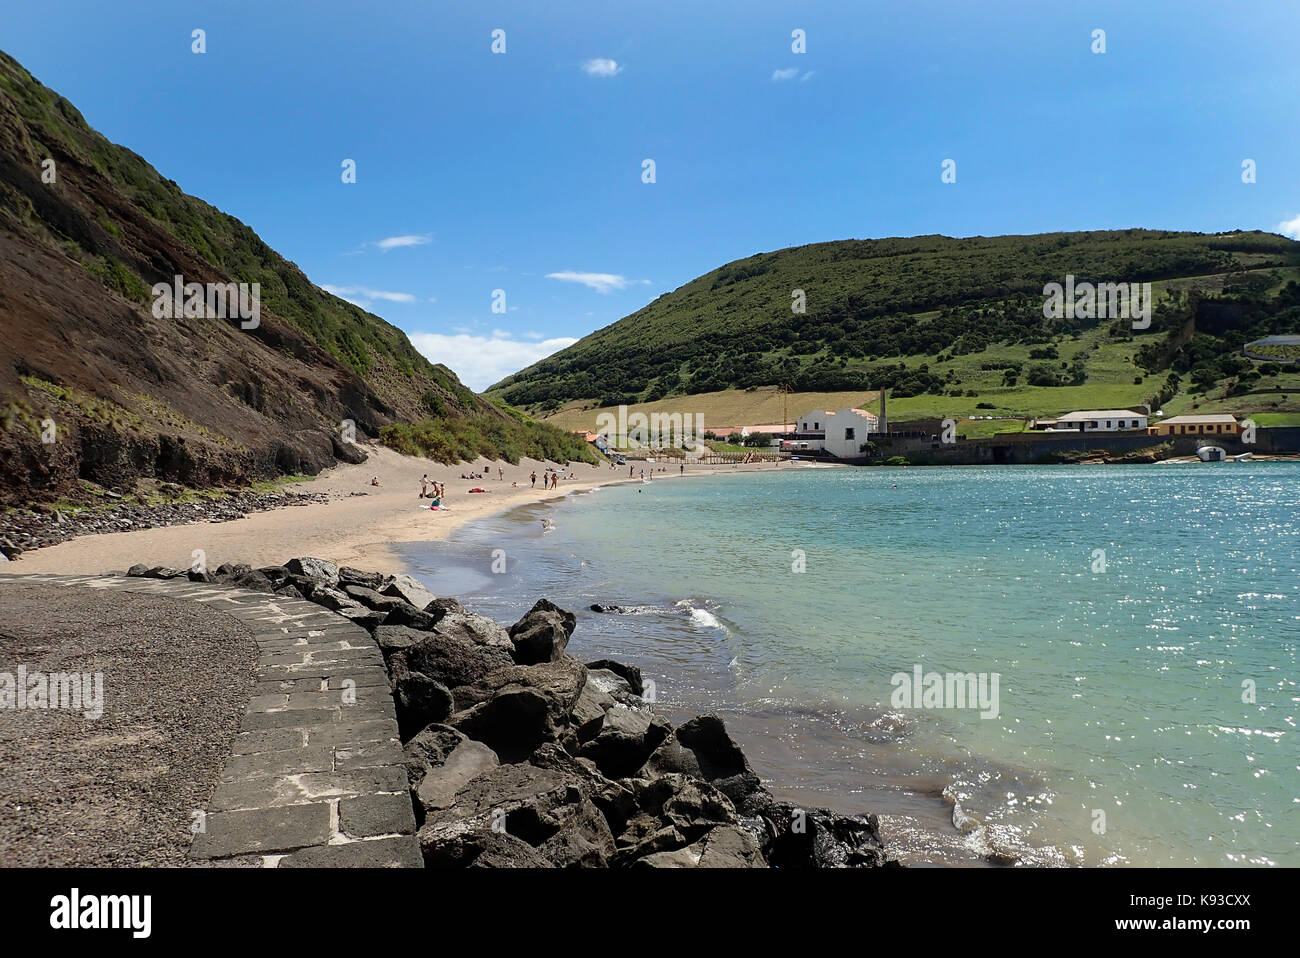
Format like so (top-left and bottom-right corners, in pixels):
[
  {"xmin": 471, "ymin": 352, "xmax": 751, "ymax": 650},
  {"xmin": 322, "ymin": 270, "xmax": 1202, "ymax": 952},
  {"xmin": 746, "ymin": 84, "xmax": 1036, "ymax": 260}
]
[{"xmin": 0, "ymin": 49, "xmax": 496, "ymax": 505}]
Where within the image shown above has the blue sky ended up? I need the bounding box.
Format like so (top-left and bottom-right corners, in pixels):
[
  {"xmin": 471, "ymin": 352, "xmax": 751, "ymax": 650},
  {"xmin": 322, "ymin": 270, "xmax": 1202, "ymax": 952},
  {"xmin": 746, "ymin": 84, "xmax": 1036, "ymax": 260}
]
[{"xmin": 5, "ymin": 0, "xmax": 1299, "ymax": 388}]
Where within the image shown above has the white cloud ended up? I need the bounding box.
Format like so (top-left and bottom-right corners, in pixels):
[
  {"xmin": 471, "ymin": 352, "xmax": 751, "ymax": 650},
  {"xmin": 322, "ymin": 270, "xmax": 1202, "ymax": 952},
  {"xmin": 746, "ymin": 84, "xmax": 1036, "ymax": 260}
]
[
  {"xmin": 372, "ymin": 234, "xmax": 432, "ymax": 252},
  {"xmin": 546, "ymin": 271, "xmax": 649, "ymax": 294},
  {"xmin": 408, "ymin": 331, "xmax": 578, "ymax": 390},
  {"xmin": 1277, "ymin": 214, "xmax": 1300, "ymax": 240},
  {"xmin": 582, "ymin": 58, "xmax": 622, "ymax": 78},
  {"xmin": 771, "ymin": 68, "xmax": 799, "ymax": 81},
  {"xmin": 321, "ymin": 284, "xmax": 418, "ymax": 306}
]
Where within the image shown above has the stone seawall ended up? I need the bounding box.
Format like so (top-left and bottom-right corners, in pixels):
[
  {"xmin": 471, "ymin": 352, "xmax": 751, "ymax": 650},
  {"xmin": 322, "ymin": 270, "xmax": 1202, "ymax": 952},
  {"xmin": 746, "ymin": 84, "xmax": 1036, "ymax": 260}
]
[
  {"xmin": 871, "ymin": 425, "xmax": 1299, "ymax": 465},
  {"xmin": 0, "ymin": 572, "xmax": 420, "ymax": 867},
  {"xmin": 1, "ymin": 560, "xmax": 899, "ymax": 869}
]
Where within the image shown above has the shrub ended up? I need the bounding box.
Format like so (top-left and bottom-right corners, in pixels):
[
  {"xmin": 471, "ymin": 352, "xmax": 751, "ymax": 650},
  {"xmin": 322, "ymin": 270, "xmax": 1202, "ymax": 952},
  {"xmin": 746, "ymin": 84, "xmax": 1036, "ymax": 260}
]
[{"xmin": 380, "ymin": 414, "xmax": 598, "ymax": 465}]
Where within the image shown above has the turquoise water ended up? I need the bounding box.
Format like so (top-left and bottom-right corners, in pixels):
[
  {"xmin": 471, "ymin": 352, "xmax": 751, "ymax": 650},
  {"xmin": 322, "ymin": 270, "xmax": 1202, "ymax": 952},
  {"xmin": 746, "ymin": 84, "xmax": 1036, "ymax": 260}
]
[{"xmin": 400, "ymin": 462, "xmax": 1299, "ymax": 867}]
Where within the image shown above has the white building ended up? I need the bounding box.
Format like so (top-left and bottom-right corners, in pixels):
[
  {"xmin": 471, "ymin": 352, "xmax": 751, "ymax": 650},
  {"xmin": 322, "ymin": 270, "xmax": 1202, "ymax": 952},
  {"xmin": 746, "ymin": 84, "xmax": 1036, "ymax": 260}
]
[
  {"xmin": 788, "ymin": 407, "xmax": 879, "ymax": 456},
  {"xmin": 824, "ymin": 407, "xmax": 879, "ymax": 456},
  {"xmin": 796, "ymin": 411, "xmax": 829, "ymax": 434},
  {"xmin": 1047, "ymin": 409, "xmax": 1148, "ymax": 432}
]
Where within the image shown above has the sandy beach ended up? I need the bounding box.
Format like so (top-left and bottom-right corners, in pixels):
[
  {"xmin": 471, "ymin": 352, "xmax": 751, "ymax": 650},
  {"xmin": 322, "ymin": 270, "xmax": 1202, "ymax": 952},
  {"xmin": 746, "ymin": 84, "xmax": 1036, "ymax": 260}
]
[{"xmin": 8, "ymin": 446, "xmax": 793, "ymax": 576}]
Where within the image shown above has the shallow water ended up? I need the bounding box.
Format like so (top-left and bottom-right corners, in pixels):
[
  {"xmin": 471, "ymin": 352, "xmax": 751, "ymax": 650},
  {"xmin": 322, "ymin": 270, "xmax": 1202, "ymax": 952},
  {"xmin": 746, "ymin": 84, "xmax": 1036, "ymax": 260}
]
[{"xmin": 398, "ymin": 462, "xmax": 1299, "ymax": 867}]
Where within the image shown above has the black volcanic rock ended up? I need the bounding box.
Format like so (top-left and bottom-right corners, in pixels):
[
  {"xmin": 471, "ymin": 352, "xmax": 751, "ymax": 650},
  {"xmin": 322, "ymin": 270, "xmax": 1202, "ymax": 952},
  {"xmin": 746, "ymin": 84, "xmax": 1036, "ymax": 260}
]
[
  {"xmin": 578, "ymin": 707, "xmax": 671, "ymax": 779},
  {"xmin": 134, "ymin": 556, "xmax": 897, "ymax": 869},
  {"xmin": 390, "ymin": 659, "xmax": 455, "ymax": 742},
  {"xmin": 338, "ymin": 566, "xmax": 386, "ymax": 591},
  {"xmin": 285, "ymin": 557, "xmax": 339, "ymax": 586},
  {"xmin": 512, "ymin": 599, "xmax": 576, "ymax": 639},
  {"xmin": 643, "ymin": 715, "xmax": 763, "ymax": 808},
  {"xmin": 374, "ymin": 625, "xmax": 426, "ymax": 659},
  {"xmin": 507, "ymin": 609, "xmax": 571, "ymax": 665},
  {"xmin": 400, "ymin": 632, "xmax": 516, "ymax": 710},
  {"xmin": 424, "ymin": 597, "xmax": 468, "ymax": 620},
  {"xmin": 585, "ymin": 659, "xmax": 644, "ymax": 696},
  {"xmin": 434, "ymin": 612, "xmax": 512, "ymax": 649}
]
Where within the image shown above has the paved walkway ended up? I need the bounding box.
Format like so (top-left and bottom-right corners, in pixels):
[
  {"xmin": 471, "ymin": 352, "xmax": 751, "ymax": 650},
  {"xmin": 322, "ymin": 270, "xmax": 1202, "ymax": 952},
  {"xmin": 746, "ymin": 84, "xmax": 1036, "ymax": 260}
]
[{"xmin": 0, "ymin": 572, "xmax": 420, "ymax": 867}]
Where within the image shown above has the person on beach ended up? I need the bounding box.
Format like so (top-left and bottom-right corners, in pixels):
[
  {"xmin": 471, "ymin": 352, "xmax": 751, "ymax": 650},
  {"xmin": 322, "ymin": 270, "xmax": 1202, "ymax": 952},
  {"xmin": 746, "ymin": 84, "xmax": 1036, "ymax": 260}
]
[
  {"xmin": 530, "ymin": 471, "xmax": 537, "ymax": 488},
  {"xmin": 498, "ymin": 467, "xmax": 504, "ymax": 482},
  {"xmin": 370, "ymin": 475, "xmax": 381, "ymax": 486},
  {"xmin": 420, "ymin": 474, "xmax": 430, "ymax": 498}
]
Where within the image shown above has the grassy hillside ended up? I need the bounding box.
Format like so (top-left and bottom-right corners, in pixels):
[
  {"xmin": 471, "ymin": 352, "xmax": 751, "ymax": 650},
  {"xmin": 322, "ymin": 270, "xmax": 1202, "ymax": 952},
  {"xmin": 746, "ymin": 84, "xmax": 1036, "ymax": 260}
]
[
  {"xmin": 539, "ymin": 386, "xmax": 882, "ymax": 433},
  {"xmin": 0, "ymin": 49, "xmax": 591, "ymax": 501},
  {"xmin": 490, "ymin": 231, "xmax": 1300, "ymax": 427}
]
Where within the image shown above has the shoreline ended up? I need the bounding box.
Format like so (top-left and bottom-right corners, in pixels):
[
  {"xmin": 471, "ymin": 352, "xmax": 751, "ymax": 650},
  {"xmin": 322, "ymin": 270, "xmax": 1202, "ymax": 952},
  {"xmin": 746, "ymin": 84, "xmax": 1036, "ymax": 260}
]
[
  {"xmin": 9, "ymin": 448, "xmax": 1284, "ymax": 575},
  {"xmin": 400, "ymin": 463, "xmax": 1299, "ymax": 868},
  {"xmin": 5, "ymin": 446, "xmax": 801, "ymax": 576},
  {"xmin": 9, "ymin": 457, "xmax": 1290, "ymax": 866},
  {"xmin": 393, "ymin": 482, "xmax": 1003, "ymax": 867}
]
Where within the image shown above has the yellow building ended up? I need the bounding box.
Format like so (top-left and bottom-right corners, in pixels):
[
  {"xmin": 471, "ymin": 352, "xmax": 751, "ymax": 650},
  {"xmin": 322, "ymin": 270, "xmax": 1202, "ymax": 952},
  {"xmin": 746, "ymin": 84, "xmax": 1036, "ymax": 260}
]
[{"xmin": 1147, "ymin": 414, "xmax": 1240, "ymax": 437}]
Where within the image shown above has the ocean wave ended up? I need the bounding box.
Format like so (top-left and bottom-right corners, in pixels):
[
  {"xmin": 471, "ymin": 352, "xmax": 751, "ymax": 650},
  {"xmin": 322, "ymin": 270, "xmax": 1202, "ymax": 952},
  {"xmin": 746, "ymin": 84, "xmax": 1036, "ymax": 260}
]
[
  {"xmin": 674, "ymin": 598, "xmax": 728, "ymax": 632},
  {"xmin": 942, "ymin": 780, "xmax": 1070, "ymax": 867}
]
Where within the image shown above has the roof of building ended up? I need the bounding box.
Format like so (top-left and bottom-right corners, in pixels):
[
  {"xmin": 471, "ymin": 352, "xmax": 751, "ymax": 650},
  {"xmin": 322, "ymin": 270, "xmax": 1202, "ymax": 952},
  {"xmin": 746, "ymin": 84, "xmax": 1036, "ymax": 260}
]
[
  {"xmin": 1056, "ymin": 409, "xmax": 1149, "ymax": 421},
  {"xmin": 1154, "ymin": 414, "xmax": 1239, "ymax": 424},
  {"xmin": 845, "ymin": 408, "xmax": 879, "ymax": 420}
]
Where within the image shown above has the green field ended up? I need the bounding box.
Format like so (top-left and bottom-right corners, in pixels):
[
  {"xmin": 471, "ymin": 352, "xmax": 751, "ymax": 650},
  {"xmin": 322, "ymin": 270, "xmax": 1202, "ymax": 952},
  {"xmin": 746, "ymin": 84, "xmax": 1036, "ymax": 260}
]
[
  {"xmin": 539, "ymin": 386, "xmax": 881, "ymax": 433},
  {"xmin": 540, "ymin": 317, "xmax": 1300, "ymax": 437},
  {"xmin": 491, "ymin": 230, "xmax": 1300, "ymax": 415}
]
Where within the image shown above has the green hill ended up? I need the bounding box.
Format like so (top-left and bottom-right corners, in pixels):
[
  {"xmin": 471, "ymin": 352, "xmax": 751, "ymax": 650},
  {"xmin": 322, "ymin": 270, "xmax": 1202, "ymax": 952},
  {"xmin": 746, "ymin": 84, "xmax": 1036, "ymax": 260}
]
[{"xmin": 488, "ymin": 231, "xmax": 1300, "ymax": 425}]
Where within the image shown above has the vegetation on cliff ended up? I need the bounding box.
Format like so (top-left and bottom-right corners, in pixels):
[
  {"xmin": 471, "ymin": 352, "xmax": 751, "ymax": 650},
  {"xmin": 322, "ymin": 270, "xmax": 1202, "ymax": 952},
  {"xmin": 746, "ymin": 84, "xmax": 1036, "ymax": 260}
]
[{"xmin": 0, "ymin": 49, "xmax": 585, "ymax": 503}]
